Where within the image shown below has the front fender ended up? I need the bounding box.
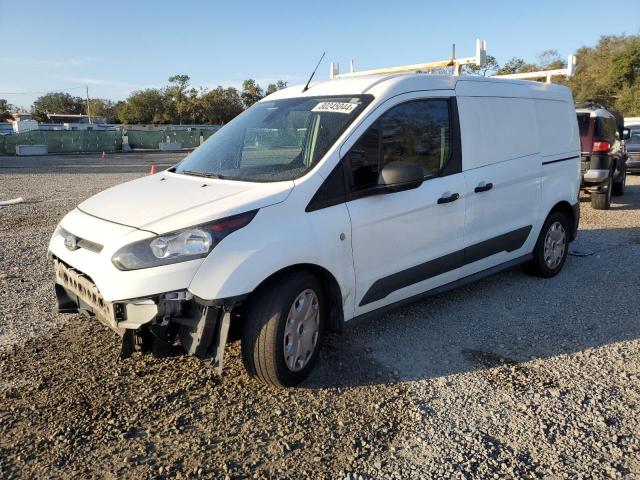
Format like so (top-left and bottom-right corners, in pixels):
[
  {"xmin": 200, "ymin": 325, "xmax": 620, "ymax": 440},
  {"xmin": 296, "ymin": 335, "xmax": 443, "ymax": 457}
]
[{"xmin": 187, "ymin": 195, "xmax": 356, "ymax": 320}]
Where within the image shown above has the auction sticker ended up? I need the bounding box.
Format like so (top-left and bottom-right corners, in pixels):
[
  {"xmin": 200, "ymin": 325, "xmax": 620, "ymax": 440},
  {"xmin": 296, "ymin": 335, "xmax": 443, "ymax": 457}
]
[{"xmin": 312, "ymin": 102, "xmax": 358, "ymax": 114}]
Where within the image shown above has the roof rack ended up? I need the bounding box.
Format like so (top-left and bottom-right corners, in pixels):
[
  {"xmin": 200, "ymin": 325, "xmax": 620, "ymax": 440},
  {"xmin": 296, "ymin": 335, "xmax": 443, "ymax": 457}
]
[
  {"xmin": 491, "ymin": 55, "xmax": 576, "ymax": 83},
  {"xmin": 329, "ymin": 39, "xmax": 487, "ymax": 79}
]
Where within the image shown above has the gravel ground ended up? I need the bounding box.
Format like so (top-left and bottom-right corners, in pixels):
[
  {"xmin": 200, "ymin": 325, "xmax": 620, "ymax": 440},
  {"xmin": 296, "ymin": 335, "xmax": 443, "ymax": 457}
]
[{"xmin": 1, "ymin": 154, "xmax": 640, "ymax": 479}]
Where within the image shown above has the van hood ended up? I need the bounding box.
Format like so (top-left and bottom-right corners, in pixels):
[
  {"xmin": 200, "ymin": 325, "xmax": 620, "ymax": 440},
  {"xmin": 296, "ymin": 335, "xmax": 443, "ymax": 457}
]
[{"xmin": 78, "ymin": 172, "xmax": 294, "ymax": 233}]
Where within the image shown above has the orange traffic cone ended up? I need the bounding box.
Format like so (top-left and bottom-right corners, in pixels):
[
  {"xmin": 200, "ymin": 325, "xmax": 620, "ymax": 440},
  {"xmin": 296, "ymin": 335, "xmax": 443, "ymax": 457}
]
[
  {"xmin": 149, "ymin": 165, "xmax": 157, "ymax": 174},
  {"xmin": 101, "ymin": 151, "xmax": 106, "ymax": 160}
]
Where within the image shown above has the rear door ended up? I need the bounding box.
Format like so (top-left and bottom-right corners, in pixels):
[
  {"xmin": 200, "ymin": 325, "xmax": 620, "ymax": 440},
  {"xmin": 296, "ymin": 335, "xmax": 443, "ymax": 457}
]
[
  {"xmin": 343, "ymin": 93, "xmax": 467, "ymax": 316},
  {"xmin": 456, "ymin": 95, "xmax": 541, "ymax": 277}
]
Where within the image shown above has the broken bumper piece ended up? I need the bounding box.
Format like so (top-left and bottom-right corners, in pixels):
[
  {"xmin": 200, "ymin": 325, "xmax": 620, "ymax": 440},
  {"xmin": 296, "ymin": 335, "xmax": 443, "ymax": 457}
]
[{"xmin": 53, "ymin": 258, "xmax": 235, "ymax": 374}]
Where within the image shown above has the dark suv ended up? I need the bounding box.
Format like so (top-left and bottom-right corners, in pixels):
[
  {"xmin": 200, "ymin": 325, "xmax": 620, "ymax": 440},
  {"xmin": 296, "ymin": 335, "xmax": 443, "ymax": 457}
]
[{"xmin": 577, "ymin": 103, "xmax": 628, "ymax": 210}]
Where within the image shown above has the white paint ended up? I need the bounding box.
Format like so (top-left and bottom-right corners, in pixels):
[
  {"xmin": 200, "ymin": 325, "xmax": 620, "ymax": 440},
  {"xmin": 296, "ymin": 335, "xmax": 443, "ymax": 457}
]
[{"xmin": 49, "ymin": 73, "xmax": 580, "ymax": 329}]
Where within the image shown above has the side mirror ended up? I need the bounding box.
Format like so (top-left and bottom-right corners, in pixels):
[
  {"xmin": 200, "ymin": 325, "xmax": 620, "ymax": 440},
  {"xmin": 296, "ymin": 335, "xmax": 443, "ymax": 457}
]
[
  {"xmin": 378, "ymin": 161, "xmax": 423, "ymax": 193},
  {"xmin": 622, "ymin": 128, "xmax": 631, "ymax": 140}
]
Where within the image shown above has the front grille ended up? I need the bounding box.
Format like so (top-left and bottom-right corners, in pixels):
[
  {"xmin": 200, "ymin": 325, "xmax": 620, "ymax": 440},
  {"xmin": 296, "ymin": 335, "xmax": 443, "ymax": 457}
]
[
  {"xmin": 54, "ymin": 258, "xmax": 113, "ymax": 322},
  {"xmin": 60, "ymin": 228, "xmax": 103, "ymax": 253},
  {"xmin": 77, "ymin": 237, "xmax": 103, "ymax": 253}
]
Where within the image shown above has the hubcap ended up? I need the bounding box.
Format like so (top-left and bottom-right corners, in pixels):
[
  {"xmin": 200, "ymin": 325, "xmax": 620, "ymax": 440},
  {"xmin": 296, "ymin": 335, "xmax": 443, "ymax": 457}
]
[
  {"xmin": 283, "ymin": 289, "xmax": 320, "ymax": 372},
  {"xmin": 543, "ymin": 221, "xmax": 566, "ymax": 269}
]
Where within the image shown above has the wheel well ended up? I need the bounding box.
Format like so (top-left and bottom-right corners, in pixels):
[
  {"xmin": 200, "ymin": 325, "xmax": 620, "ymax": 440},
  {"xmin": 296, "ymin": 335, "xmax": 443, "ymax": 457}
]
[
  {"xmin": 549, "ymin": 201, "xmax": 577, "ymax": 241},
  {"xmin": 241, "ymin": 264, "xmax": 345, "ymax": 333}
]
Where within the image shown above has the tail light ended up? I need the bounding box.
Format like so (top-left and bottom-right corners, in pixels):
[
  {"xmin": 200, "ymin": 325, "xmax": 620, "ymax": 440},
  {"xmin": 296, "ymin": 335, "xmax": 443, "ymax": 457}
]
[{"xmin": 592, "ymin": 141, "xmax": 610, "ymax": 152}]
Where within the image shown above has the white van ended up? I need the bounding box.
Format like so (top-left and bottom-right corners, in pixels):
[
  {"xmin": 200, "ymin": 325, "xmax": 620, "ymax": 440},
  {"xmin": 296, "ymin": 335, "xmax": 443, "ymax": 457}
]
[{"xmin": 49, "ymin": 73, "xmax": 580, "ymax": 386}]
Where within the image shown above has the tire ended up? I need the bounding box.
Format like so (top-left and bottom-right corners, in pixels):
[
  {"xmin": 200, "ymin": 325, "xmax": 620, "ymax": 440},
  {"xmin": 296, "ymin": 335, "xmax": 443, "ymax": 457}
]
[
  {"xmin": 591, "ymin": 175, "xmax": 612, "ymax": 210},
  {"xmin": 241, "ymin": 271, "xmax": 324, "ymax": 387},
  {"xmin": 612, "ymin": 166, "xmax": 626, "ymax": 196},
  {"xmin": 526, "ymin": 211, "xmax": 570, "ymax": 278}
]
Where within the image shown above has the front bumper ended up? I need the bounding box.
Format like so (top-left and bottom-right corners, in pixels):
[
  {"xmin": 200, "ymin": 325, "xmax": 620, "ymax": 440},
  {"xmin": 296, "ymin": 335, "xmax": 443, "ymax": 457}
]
[
  {"xmin": 53, "ymin": 257, "xmax": 234, "ymax": 370},
  {"xmin": 54, "ymin": 258, "xmax": 159, "ymax": 334}
]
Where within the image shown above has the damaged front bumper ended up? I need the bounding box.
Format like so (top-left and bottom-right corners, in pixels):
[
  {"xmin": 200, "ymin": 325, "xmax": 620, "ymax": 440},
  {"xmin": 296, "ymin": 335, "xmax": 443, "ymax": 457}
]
[{"xmin": 53, "ymin": 257, "xmax": 236, "ymax": 374}]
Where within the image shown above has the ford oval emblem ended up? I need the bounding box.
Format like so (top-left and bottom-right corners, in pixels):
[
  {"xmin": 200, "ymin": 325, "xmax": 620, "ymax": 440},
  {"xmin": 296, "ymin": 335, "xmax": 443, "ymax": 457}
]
[{"xmin": 64, "ymin": 234, "xmax": 79, "ymax": 251}]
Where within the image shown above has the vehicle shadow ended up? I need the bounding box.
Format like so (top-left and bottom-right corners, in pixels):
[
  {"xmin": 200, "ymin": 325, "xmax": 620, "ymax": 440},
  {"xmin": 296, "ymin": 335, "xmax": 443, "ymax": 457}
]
[{"xmin": 306, "ymin": 223, "xmax": 640, "ymax": 389}]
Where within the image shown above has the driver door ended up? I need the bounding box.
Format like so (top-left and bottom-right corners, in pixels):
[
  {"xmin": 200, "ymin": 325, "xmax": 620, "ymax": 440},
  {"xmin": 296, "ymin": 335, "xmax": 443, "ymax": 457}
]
[{"xmin": 343, "ymin": 93, "xmax": 466, "ymax": 317}]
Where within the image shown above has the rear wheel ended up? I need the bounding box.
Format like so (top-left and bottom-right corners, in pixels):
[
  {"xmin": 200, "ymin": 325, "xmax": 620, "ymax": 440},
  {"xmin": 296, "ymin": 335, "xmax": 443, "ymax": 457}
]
[
  {"xmin": 612, "ymin": 165, "xmax": 626, "ymax": 196},
  {"xmin": 526, "ymin": 211, "xmax": 570, "ymax": 278},
  {"xmin": 591, "ymin": 175, "xmax": 612, "ymax": 210},
  {"xmin": 241, "ymin": 271, "xmax": 324, "ymax": 387}
]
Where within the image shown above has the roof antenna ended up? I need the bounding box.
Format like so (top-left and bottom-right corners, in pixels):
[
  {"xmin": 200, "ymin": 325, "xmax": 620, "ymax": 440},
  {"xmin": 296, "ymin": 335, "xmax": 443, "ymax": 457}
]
[{"xmin": 302, "ymin": 52, "xmax": 326, "ymax": 93}]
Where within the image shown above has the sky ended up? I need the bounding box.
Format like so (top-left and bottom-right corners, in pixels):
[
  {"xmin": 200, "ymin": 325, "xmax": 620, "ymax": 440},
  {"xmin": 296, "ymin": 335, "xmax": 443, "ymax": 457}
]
[{"xmin": 1, "ymin": 0, "xmax": 639, "ymax": 109}]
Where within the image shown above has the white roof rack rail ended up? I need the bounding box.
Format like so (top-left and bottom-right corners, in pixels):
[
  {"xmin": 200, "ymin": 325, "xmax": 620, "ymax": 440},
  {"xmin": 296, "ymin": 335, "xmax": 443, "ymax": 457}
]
[
  {"xmin": 330, "ymin": 39, "xmax": 487, "ymax": 79},
  {"xmin": 492, "ymin": 54, "xmax": 576, "ymax": 83}
]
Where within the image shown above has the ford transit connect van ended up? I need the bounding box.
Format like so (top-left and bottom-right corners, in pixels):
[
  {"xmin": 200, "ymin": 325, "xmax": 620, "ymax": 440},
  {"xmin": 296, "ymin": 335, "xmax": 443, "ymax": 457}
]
[{"xmin": 49, "ymin": 73, "xmax": 580, "ymax": 386}]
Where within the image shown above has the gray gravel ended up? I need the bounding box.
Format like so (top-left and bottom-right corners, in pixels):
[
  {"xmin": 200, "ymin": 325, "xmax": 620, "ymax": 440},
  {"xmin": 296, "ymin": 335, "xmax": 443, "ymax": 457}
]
[{"xmin": 1, "ymin": 153, "xmax": 640, "ymax": 479}]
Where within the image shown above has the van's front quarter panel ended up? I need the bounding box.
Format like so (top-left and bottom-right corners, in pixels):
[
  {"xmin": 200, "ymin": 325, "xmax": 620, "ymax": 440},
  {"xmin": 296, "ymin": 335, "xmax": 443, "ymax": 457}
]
[{"xmin": 187, "ymin": 174, "xmax": 357, "ymax": 318}]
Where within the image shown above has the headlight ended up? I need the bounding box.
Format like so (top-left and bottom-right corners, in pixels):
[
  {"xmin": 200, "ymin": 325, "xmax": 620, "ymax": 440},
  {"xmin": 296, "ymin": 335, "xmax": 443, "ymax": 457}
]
[{"xmin": 112, "ymin": 210, "xmax": 258, "ymax": 271}]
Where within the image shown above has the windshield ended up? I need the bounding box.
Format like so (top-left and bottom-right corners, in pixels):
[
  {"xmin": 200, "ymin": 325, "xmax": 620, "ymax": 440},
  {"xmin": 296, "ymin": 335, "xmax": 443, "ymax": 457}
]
[
  {"xmin": 176, "ymin": 95, "xmax": 372, "ymax": 182},
  {"xmin": 628, "ymin": 129, "xmax": 640, "ymax": 144}
]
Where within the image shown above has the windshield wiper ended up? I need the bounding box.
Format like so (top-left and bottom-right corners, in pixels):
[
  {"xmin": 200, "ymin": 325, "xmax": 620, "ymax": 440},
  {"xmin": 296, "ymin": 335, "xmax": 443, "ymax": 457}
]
[{"xmin": 181, "ymin": 170, "xmax": 226, "ymax": 180}]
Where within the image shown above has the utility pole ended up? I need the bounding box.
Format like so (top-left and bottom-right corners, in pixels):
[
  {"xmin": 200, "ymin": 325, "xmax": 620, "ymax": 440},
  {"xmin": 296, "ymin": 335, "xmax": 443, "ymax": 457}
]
[{"xmin": 85, "ymin": 85, "xmax": 92, "ymax": 124}]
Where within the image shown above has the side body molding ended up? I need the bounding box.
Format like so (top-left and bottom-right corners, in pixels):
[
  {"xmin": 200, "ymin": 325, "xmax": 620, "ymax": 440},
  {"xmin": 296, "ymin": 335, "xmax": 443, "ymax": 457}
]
[{"xmin": 360, "ymin": 225, "xmax": 532, "ymax": 306}]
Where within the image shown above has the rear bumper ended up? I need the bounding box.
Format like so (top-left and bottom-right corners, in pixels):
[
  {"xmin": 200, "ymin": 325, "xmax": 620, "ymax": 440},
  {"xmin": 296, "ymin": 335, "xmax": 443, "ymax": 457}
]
[
  {"xmin": 581, "ymin": 154, "xmax": 612, "ymax": 186},
  {"xmin": 583, "ymin": 169, "xmax": 609, "ymax": 183}
]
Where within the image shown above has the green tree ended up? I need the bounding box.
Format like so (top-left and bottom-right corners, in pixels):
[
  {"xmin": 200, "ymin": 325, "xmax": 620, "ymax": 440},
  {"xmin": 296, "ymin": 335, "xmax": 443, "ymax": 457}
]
[
  {"xmin": 116, "ymin": 88, "xmax": 169, "ymax": 124},
  {"xmin": 0, "ymin": 98, "xmax": 14, "ymax": 122},
  {"xmin": 0, "ymin": 98, "xmax": 13, "ymax": 113},
  {"xmin": 86, "ymin": 98, "xmax": 117, "ymax": 123},
  {"xmin": 241, "ymin": 79, "xmax": 264, "ymax": 108},
  {"xmin": 537, "ymin": 49, "xmax": 565, "ymax": 70},
  {"xmin": 463, "ymin": 55, "xmax": 499, "ymax": 76},
  {"xmin": 495, "ymin": 57, "xmax": 524, "ymax": 75},
  {"xmin": 616, "ymin": 84, "xmax": 640, "ymax": 116},
  {"xmin": 31, "ymin": 92, "xmax": 85, "ymax": 121},
  {"xmin": 567, "ymin": 34, "xmax": 640, "ymax": 115},
  {"xmin": 200, "ymin": 87, "xmax": 244, "ymax": 124},
  {"xmin": 167, "ymin": 74, "xmax": 191, "ymax": 124},
  {"xmin": 265, "ymin": 80, "xmax": 289, "ymax": 95}
]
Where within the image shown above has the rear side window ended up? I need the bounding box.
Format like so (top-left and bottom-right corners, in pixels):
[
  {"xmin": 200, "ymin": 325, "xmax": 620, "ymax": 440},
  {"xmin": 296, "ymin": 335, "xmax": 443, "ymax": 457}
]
[
  {"xmin": 577, "ymin": 114, "xmax": 591, "ymax": 137},
  {"xmin": 346, "ymin": 99, "xmax": 451, "ymax": 191},
  {"xmin": 595, "ymin": 117, "xmax": 617, "ymax": 141}
]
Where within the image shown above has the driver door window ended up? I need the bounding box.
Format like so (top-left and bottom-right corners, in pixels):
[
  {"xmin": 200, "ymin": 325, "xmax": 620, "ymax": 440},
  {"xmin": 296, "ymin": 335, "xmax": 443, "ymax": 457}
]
[{"xmin": 346, "ymin": 99, "xmax": 451, "ymax": 191}]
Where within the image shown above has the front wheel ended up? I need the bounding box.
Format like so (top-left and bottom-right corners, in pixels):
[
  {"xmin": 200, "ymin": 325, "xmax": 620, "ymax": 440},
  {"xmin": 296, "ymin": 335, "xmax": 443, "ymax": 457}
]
[
  {"xmin": 241, "ymin": 271, "xmax": 324, "ymax": 387},
  {"xmin": 526, "ymin": 212, "xmax": 570, "ymax": 278}
]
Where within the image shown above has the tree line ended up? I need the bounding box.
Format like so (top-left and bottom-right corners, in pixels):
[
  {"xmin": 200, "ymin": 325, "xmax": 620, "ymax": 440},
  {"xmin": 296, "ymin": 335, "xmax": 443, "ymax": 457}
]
[
  {"xmin": 1, "ymin": 34, "xmax": 639, "ymax": 124},
  {"xmin": 3, "ymin": 77, "xmax": 287, "ymax": 125}
]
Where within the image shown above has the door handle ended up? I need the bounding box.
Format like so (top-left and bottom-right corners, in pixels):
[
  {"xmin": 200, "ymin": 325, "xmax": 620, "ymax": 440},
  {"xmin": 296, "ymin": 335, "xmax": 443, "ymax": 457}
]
[
  {"xmin": 437, "ymin": 192, "xmax": 460, "ymax": 204},
  {"xmin": 474, "ymin": 182, "xmax": 493, "ymax": 193}
]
